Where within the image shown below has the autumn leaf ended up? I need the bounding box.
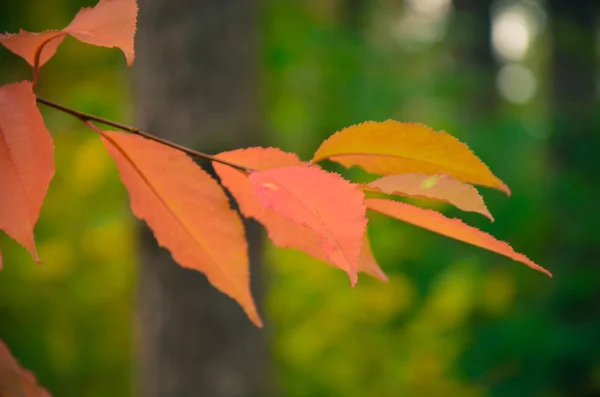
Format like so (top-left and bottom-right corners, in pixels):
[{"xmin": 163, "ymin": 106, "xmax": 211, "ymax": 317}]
[
  {"xmin": 312, "ymin": 120, "xmax": 510, "ymax": 194},
  {"xmin": 214, "ymin": 147, "xmax": 387, "ymax": 281},
  {"xmin": 365, "ymin": 198, "xmax": 551, "ymax": 277},
  {"xmin": 249, "ymin": 166, "xmax": 368, "ymax": 285},
  {"xmin": 100, "ymin": 131, "xmax": 261, "ymax": 326},
  {"xmin": 0, "ymin": 30, "xmax": 66, "ymax": 68},
  {"xmin": 0, "ymin": 340, "xmax": 51, "ymax": 397},
  {"xmin": 0, "ymin": 0, "xmax": 137, "ymax": 71},
  {"xmin": 358, "ymin": 233, "xmax": 388, "ymax": 282},
  {"xmin": 365, "ymin": 173, "xmax": 493, "ymax": 221},
  {"xmin": 0, "ymin": 82, "xmax": 55, "ymax": 264},
  {"xmin": 64, "ymin": 0, "xmax": 138, "ymax": 66}
]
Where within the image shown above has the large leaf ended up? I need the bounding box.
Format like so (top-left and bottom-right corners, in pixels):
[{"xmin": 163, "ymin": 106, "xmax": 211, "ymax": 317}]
[
  {"xmin": 365, "ymin": 173, "xmax": 493, "ymax": 220},
  {"xmin": 0, "ymin": 340, "xmax": 51, "ymax": 397},
  {"xmin": 101, "ymin": 131, "xmax": 261, "ymax": 326},
  {"xmin": 0, "ymin": 82, "xmax": 54, "ymax": 265},
  {"xmin": 312, "ymin": 120, "xmax": 509, "ymax": 194},
  {"xmin": 365, "ymin": 198, "xmax": 551, "ymax": 277},
  {"xmin": 249, "ymin": 165, "xmax": 368, "ymax": 285},
  {"xmin": 214, "ymin": 147, "xmax": 386, "ymax": 281},
  {"xmin": 0, "ymin": 0, "xmax": 137, "ymax": 69}
]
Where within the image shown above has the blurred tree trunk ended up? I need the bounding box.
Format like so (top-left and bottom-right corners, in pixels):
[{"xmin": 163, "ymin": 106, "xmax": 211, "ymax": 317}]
[
  {"xmin": 133, "ymin": 1, "xmax": 269, "ymax": 397},
  {"xmin": 451, "ymin": 0, "xmax": 496, "ymax": 119},
  {"xmin": 547, "ymin": 0, "xmax": 599, "ymax": 395}
]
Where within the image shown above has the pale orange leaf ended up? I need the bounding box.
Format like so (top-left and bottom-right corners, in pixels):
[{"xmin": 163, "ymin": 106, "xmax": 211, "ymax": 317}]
[
  {"xmin": 0, "ymin": 340, "xmax": 51, "ymax": 397},
  {"xmin": 0, "ymin": 0, "xmax": 137, "ymax": 68},
  {"xmin": 249, "ymin": 166, "xmax": 368, "ymax": 285},
  {"xmin": 365, "ymin": 198, "xmax": 551, "ymax": 277},
  {"xmin": 214, "ymin": 147, "xmax": 387, "ymax": 281},
  {"xmin": 312, "ymin": 120, "xmax": 510, "ymax": 194},
  {"xmin": 100, "ymin": 131, "xmax": 261, "ymax": 326},
  {"xmin": 365, "ymin": 173, "xmax": 493, "ymax": 221},
  {"xmin": 0, "ymin": 82, "xmax": 55, "ymax": 263}
]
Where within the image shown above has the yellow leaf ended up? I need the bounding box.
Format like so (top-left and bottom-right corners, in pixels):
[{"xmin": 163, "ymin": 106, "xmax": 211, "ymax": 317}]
[{"xmin": 312, "ymin": 120, "xmax": 509, "ymax": 194}]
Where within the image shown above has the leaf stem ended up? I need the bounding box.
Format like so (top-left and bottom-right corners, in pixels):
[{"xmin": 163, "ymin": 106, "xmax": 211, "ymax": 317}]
[{"xmin": 35, "ymin": 96, "xmax": 254, "ymax": 172}]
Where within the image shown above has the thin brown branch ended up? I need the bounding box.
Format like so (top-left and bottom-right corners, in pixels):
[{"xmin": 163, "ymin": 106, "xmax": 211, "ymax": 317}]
[{"xmin": 35, "ymin": 96, "xmax": 254, "ymax": 173}]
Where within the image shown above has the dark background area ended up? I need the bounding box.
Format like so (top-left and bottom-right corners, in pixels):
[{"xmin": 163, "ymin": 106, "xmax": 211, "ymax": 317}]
[{"xmin": 0, "ymin": 0, "xmax": 598, "ymax": 396}]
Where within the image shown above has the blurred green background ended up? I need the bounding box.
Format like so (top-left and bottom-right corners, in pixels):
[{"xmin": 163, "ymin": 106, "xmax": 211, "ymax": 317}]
[{"xmin": 1, "ymin": 0, "xmax": 598, "ymax": 396}]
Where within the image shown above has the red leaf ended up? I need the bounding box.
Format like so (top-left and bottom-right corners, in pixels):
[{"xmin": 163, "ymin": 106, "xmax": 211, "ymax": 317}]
[
  {"xmin": 214, "ymin": 147, "xmax": 386, "ymax": 281},
  {"xmin": 0, "ymin": 0, "xmax": 137, "ymax": 68},
  {"xmin": 101, "ymin": 131, "xmax": 261, "ymax": 326},
  {"xmin": 365, "ymin": 173, "xmax": 493, "ymax": 221},
  {"xmin": 365, "ymin": 198, "xmax": 551, "ymax": 277},
  {"xmin": 0, "ymin": 82, "xmax": 55, "ymax": 263},
  {"xmin": 249, "ymin": 166, "xmax": 368, "ymax": 285},
  {"xmin": 0, "ymin": 340, "xmax": 51, "ymax": 397}
]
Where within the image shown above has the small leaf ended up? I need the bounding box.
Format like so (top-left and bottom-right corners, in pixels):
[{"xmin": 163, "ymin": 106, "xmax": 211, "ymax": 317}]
[
  {"xmin": 0, "ymin": 30, "xmax": 66, "ymax": 67},
  {"xmin": 0, "ymin": 82, "xmax": 55, "ymax": 263},
  {"xmin": 312, "ymin": 120, "xmax": 510, "ymax": 194},
  {"xmin": 249, "ymin": 166, "xmax": 368, "ymax": 285},
  {"xmin": 0, "ymin": 340, "xmax": 51, "ymax": 397},
  {"xmin": 0, "ymin": 0, "xmax": 137, "ymax": 68},
  {"xmin": 365, "ymin": 198, "xmax": 551, "ymax": 277},
  {"xmin": 101, "ymin": 131, "xmax": 261, "ymax": 326},
  {"xmin": 64, "ymin": 0, "xmax": 138, "ymax": 66},
  {"xmin": 214, "ymin": 147, "xmax": 386, "ymax": 281},
  {"xmin": 365, "ymin": 173, "xmax": 493, "ymax": 220}
]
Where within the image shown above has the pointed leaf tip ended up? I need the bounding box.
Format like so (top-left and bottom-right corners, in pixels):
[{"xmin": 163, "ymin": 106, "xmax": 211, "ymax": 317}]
[
  {"xmin": 366, "ymin": 198, "xmax": 551, "ymax": 277},
  {"xmin": 313, "ymin": 120, "xmax": 510, "ymax": 194},
  {"xmin": 101, "ymin": 131, "xmax": 261, "ymax": 326},
  {"xmin": 249, "ymin": 166, "xmax": 368, "ymax": 286},
  {"xmin": 0, "ymin": 82, "xmax": 54, "ymax": 264}
]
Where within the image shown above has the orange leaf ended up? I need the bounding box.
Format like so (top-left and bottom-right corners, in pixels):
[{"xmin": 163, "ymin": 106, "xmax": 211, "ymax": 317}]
[
  {"xmin": 365, "ymin": 173, "xmax": 493, "ymax": 221},
  {"xmin": 249, "ymin": 166, "xmax": 368, "ymax": 285},
  {"xmin": 214, "ymin": 147, "xmax": 386, "ymax": 281},
  {"xmin": 64, "ymin": 0, "xmax": 138, "ymax": 66},
  {"xmin": 214, "ymin": 147, "xmax": 305, "ymax": 219},
  {"xmin": 365, "ymin": 198, "xmax": 551, "ymax": 277},
  {"xmin": 100, "ymin": 131, "xmax": 261, "ymax": 326},
  {"xmin": 0, "ymin": 30, "xmax": 66, "ymax": 67},
  {"xmin": 357, "ymin": 233, "xmax": 388, "ymax": 282},
  {"xmin": 0, "ymin": 82, "xmax": 55, "ymax": 263},
  {"xmin": 312, "ymin": 120, "xmax": 510, "ymax": 194},
  {"xmin": 0, "ymin": 0, "xmax": 137, "ymax": 68},
  {"xmin": 0, "ymin": 340, "xmax": 51, "ymax": 397}
]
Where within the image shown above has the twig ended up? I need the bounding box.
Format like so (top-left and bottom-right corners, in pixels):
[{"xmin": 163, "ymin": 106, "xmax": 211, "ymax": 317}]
[{"xmin": 35, "ymin": 96, "xmax": 254, "ymax": 173}]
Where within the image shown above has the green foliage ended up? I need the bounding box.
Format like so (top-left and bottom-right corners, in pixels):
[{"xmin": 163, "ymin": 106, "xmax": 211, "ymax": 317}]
[{"xmin": 1, "ymin": 1, "xmax": 598, "ymax": 397}]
